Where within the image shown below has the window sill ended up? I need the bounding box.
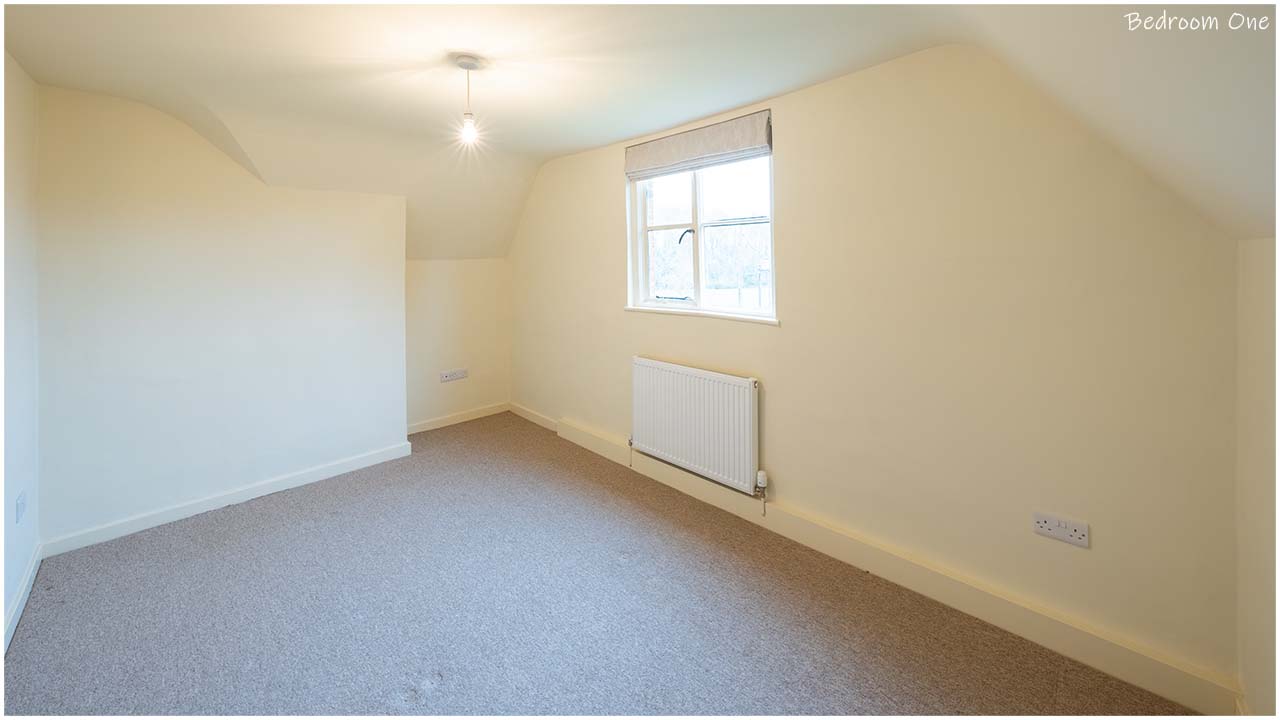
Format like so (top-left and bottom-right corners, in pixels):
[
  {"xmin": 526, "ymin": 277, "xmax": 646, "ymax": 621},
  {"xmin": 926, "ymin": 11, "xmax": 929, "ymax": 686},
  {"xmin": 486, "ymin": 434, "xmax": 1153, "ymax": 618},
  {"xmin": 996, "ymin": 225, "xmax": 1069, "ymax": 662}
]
[{"xmin": 624, "ymin": 305, "xmax": 779, "ymax": 326}]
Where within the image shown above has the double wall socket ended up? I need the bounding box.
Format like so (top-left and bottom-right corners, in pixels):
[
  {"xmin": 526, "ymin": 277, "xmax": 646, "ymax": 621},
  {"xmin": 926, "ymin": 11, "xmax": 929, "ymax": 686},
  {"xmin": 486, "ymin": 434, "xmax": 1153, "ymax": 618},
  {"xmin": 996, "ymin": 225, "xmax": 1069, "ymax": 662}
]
[
  {"xmin": 1034, "ymin": 512, "xmax": 1090, "ymax": 548},
  {"xmin": 439, "ymin": 368, "xmax": 469, "ymax": 383}
]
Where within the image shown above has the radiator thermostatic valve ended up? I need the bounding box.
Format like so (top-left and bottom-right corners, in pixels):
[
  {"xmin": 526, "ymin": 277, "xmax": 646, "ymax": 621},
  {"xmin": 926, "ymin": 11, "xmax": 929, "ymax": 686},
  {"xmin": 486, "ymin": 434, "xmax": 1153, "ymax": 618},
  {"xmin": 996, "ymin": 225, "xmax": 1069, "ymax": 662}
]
[{"xmin": 755, "ymin": 471, "xmax": 768, "ymax": 516}]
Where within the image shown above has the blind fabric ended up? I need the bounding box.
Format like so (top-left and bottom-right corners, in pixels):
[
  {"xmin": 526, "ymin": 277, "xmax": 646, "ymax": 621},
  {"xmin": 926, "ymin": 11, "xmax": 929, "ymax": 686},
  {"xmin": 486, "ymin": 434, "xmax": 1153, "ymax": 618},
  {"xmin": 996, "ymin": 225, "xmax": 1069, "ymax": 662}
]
[{"xmin": 624, "ymin": 110, "xmax": 771, "ymax": 181}]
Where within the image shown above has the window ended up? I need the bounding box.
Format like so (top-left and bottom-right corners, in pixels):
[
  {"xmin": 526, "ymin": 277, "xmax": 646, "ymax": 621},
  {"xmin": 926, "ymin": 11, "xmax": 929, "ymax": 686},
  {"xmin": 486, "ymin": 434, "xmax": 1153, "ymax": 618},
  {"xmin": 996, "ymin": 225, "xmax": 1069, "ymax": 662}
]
[{"xmin": 629, "ymin": 155, "xmax": 774, "ymax": 321}]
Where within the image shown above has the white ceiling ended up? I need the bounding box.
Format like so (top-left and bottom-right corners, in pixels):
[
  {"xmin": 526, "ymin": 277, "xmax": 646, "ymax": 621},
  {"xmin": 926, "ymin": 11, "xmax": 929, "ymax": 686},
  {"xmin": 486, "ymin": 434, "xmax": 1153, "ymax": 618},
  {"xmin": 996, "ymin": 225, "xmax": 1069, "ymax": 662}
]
[{"xmin": 5, "ymin": 5, "xmax": 1274, "ymax": 257}]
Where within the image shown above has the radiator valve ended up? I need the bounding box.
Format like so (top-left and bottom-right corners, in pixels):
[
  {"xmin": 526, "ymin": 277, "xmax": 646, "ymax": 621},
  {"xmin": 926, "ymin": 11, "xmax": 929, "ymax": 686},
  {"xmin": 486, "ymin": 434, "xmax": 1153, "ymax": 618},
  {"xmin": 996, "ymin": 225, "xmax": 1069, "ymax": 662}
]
[{"xmin": 755, "ymin": 471, "xmax": 768, "ymax": 516}]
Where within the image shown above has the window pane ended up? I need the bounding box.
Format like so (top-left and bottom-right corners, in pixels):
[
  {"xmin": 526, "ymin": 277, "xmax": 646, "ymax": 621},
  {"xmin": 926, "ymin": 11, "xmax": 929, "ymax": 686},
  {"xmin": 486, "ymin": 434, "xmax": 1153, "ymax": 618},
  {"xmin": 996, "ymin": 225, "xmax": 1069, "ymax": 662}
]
[
  {"xmin": 647, "ymin": 228, "xmax": 695, "ymax": 301},
  {"xmin": 697, "ymin": 156, "xmax": 770, "ymax": 222},
  {"xmin": 643, "ymin": 172, "xmax": 692, "ymax": 226},
  {"xmin": 700, "ymin": 222, "xmax": 773, "ymax": 314}
]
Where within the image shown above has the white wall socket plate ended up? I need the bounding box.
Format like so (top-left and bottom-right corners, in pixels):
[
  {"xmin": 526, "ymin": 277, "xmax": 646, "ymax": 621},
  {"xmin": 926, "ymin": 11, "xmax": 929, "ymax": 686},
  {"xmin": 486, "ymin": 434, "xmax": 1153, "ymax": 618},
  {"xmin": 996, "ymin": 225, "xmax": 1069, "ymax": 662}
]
[
  {"xmin": 1033, "ymin": 512, "xmax": 1090, "ymax": 548},
  {"xmin": 439, "ymin": 368, "xmax": 468, "ymax": 383}
]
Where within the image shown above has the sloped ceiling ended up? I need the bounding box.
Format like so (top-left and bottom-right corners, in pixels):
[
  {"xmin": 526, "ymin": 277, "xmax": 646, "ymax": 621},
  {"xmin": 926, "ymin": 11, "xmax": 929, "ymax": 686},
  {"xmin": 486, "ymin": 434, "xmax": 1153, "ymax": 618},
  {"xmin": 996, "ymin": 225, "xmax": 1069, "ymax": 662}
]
[
  {"xmin": 5, "ymin": 5, "xmax": 1274, "ymax": 257},
  {"xmin": 960, "ymin": 5, "xmax": 1274, "ymax": 240}
]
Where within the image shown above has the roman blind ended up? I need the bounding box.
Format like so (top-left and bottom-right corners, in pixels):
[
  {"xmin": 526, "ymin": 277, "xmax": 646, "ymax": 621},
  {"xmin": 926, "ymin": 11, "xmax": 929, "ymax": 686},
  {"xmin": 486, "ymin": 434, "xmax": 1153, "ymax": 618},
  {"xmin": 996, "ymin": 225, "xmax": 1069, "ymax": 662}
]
[{"xmin": 624, "ymin": 109, "xmax": 771, "ymax": 181}]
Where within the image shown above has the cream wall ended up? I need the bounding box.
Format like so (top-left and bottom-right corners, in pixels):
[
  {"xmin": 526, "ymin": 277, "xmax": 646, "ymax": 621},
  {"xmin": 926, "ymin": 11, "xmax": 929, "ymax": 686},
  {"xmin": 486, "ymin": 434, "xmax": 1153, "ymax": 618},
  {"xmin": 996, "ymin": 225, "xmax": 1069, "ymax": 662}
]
[
  {"xmin": 1236, "ymin": 237, "xmax": 1275, "ymax": 715},
  {"xmin": 4, "ymin": 54, "xmax": 43, "ymax": 646},
  {"xmin": 35, "ymin": 87, "xmax": 410, "ymax": 546},
  {"xmin": 406, "ymin": 259, "xmax": 512, "ymax": 430},
  {"xmin": 508, "ymin": 44, "xmax": 1238, "ymax": 690}
]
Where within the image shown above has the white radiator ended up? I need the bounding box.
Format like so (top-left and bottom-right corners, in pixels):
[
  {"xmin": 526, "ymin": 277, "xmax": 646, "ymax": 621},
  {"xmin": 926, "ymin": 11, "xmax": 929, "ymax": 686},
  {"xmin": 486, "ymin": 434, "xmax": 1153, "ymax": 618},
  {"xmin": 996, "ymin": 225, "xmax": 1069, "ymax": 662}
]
[{"xmin": 631, "ymin": 357, "xmax": 759, "ymax": 494}]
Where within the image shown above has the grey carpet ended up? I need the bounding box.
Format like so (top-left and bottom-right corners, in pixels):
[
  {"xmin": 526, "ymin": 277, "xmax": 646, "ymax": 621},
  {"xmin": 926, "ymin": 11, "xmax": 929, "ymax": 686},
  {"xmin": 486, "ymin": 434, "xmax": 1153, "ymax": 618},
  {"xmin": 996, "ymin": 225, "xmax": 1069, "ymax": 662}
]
[{"xmin": 5, "ymin": 412, "xmax": 1191, "ymax": 715}]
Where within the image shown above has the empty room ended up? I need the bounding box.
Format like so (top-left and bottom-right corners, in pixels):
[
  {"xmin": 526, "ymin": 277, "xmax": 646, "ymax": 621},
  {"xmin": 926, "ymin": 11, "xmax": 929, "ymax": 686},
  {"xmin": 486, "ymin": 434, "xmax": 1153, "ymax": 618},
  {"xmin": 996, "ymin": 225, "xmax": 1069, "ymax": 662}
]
[{"xmin": 3, "ymin": 3, "xmax": 1275, "ymax": 716}]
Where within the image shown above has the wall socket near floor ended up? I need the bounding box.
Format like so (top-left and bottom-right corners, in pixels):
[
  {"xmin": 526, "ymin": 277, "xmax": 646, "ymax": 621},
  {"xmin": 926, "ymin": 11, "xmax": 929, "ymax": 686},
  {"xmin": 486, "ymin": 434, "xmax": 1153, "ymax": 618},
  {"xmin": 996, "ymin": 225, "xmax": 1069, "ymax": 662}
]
[
  {"xmin": 15, "ymin": 492, "xmax": 26, "ymax": 525},
  {"xmin": 439, "ymin": 368, "xmax": 469, "ymax": 383},
  {"xmin": 1033, "ymin": 512, "xmax": 1089, "ymax": 548}
]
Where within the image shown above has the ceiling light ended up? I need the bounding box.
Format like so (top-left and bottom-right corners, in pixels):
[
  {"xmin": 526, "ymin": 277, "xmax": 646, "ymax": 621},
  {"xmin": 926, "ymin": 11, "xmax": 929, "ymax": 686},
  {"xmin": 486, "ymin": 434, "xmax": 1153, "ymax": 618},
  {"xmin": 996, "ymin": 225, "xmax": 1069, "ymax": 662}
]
[
  {"xmin": 460, "ymin": 113, "xmax": 478, "ymax": 144},
  {"xmin": 454, "ymin": 54, "xmax": 483, "ymax": 145}
]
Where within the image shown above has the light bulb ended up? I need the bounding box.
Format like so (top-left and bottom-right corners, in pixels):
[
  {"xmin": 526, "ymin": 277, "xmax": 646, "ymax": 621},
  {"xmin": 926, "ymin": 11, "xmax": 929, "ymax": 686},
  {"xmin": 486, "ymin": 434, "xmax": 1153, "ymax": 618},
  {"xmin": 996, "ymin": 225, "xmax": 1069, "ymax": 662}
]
[{"xmin": 460, "ymin": 113, "xmax": 478, "ymax": 144}]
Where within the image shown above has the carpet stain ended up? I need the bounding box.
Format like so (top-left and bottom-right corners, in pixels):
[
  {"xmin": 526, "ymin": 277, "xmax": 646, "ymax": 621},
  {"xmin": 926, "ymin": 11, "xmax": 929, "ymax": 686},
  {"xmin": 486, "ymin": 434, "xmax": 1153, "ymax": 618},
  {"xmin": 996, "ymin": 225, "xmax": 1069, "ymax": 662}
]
[{"xmin": 400, "ymin": 671, "xmax": 445, "ymax": 705}]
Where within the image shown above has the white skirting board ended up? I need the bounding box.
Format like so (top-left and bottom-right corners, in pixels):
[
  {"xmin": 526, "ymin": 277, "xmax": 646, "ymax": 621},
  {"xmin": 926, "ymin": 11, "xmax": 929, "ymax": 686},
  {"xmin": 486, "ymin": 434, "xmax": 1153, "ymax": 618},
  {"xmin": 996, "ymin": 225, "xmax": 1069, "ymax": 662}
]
[
  {"xmin": 408, "ymin": 402, "xmax": 511, "ymax": 435},
  {"xmin": 5, "ymin": 542, "xmax": 43, "ymax": 652},
  {"xmin": 42, "ymin": 441, "xmax": 412, "ymax": 558},
  {"xmin": 15, "ymin": 403, "xmax": 1243, "ymax": 713},
  {"xmin": 523, "ymin": 407, "xmax": 1241, "ymax": 715},
  {"xmin": 18, "ymin": 405, "xmax": 513, "ymax": 647},
  {"xmin": 509, "ymin": 402, "xmax": 558, "ymax": 432}
]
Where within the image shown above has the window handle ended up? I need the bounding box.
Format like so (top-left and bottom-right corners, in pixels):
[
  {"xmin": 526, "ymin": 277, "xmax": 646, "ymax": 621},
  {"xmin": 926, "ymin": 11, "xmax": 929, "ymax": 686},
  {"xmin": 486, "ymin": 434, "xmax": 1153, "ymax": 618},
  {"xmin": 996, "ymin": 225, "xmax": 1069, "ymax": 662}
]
[{"xmin": 677, "ymin": 228, "xmax": 693, "ymax": 244}]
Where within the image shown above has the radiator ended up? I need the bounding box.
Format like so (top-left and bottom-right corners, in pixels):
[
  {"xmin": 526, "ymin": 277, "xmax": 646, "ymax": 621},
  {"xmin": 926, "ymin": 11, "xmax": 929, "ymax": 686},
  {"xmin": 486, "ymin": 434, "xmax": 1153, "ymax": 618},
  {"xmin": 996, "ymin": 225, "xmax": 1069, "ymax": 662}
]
[{"xmin": 631, "ymin": 356, "xmax": 760, "ymax": 494}]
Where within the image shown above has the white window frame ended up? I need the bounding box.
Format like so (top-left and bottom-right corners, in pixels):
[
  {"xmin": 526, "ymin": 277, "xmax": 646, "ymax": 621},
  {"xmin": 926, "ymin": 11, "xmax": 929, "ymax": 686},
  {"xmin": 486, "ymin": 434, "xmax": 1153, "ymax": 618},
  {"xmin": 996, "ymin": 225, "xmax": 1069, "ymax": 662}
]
[{"xmin": 627, "ymin": 157, "xmax": 777, "ymax": 324}]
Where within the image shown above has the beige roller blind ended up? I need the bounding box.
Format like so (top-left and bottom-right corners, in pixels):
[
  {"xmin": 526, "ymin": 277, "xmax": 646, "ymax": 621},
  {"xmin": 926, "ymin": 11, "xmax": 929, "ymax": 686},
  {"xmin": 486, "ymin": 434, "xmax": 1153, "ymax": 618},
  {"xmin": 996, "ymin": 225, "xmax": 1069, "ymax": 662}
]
[{"xmin": 624, "ymin": 109, "xmax": 771, "ymax": 181}]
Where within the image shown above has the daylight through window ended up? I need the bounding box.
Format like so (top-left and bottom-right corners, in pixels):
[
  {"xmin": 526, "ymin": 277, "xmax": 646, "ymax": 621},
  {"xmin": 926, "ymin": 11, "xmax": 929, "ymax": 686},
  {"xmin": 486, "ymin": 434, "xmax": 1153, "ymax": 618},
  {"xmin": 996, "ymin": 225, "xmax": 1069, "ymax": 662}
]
[{"xmin": 630, "ymin": 155, "xmax": 774, "ymax": 320}]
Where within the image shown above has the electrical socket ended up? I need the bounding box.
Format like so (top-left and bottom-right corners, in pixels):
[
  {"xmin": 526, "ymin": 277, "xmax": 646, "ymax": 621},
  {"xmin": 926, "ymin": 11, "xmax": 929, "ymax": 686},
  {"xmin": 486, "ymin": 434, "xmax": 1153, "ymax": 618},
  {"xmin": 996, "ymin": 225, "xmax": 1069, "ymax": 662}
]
[
  {"xmin": 439, "ymin": 368, "xmax": 469, "ymax": 383},
  {"xmin": 15, "ymin": 492, "xmax": 26, "ymax": 525},
  {"xmin": 1033, "ymin": 512, "xmax": 1089, "ymax": 548}
]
